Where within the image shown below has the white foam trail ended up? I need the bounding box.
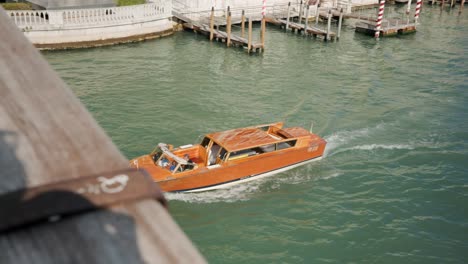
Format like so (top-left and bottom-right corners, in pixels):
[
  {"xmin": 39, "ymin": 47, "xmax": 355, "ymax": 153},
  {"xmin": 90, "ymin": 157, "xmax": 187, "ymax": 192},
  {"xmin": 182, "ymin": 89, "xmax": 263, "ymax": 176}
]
[
  {"xmin": 350, "ymin": 144, "xmax": 414, "ymax": 150},
  {"xmin": 320, "ymin": 171, "xmax": 343, "ymax": 180},
  {"xmin": 330, "ymin": 144, "xmax": 414, "ymax": 157},
  {"xmin": 324, "ymin": 126, "xmax": 379, "ymax": 157},
  {"xmin": 164, "ymin": 179, "xmax": 265, "ymax": 203}
]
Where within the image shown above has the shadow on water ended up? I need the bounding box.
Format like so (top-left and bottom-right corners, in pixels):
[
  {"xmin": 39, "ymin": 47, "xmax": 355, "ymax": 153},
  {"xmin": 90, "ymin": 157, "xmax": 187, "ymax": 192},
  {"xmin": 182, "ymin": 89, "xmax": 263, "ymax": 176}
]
[{"xmin": 0, "ymin": 131, "xmax": 146, "ymax": 263}]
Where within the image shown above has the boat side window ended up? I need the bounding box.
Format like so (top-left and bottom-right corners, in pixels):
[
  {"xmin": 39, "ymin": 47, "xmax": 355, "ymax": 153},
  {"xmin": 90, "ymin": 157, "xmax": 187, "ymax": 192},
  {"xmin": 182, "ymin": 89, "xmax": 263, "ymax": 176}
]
[
  {"xmin": 229, "ymin": 148, "xmax": 258, "ymax": 160},
  {"xmin": 208, "ymin": 143, "xmax": 221, "ymax": 166},
  {"xmin": 258, "ymin": 144, "xmax": 275, "ymax": 153},
  {"xmin": 277, "ymin": 140, "xmax": 297, "ymax": 150},
  {"xmin": 201, "ymin": 137, "xmax": 211, "ymax": 148},
  {"xmin": 151, "ymin": 149, "xmax": 162, "ymax": 163},
  {"xmin": 219, "ymin": 148, "xmax": 228, "ymax": 161}
]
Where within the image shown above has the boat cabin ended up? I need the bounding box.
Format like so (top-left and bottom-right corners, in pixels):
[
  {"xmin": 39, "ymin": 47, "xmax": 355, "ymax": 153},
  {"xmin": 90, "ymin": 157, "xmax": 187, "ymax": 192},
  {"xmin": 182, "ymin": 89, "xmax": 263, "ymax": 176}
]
[{"xmin": 149, "ymin": 122, "xmax": 313, "ymax": 175}]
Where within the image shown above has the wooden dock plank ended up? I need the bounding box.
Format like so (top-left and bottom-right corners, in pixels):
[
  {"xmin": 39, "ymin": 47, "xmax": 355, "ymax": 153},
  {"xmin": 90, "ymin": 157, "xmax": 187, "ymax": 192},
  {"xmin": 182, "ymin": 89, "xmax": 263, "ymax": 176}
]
[
  {"xmin": 355, "ymin": 19, "xmax": 417, "ymax": 36},
  {"xmin": 275, "ymin": 18, "xmax": 336, "ymax": 38},
  {"xmin": 184, "ymin": 23, "xmax": 263, "ymax": 50}
]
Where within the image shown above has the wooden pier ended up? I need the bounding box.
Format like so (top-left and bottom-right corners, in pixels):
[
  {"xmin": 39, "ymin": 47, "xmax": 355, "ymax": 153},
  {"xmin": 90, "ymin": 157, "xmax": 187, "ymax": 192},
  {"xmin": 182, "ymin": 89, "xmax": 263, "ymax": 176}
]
[
  {"xmin": 350, "ymin": 0, "xmax": 420, "ymax": 38},
  {"xmin": 355, "ymin": 19, "xmax": 417, "ymax": 36},
  {"xmin": 265, "ymin": 16, "xmax": 337, "ymax": 41},
  {"xmin": 264, "ymin": 2, "xmax": 341, "ymax": 42},
  {"xmin": 174, "ymin": 8, "xmax": 264, "ymax": 54},
  {"xmin": 183, "ymin": 22, "xmax": 264, "ymax": 53}
]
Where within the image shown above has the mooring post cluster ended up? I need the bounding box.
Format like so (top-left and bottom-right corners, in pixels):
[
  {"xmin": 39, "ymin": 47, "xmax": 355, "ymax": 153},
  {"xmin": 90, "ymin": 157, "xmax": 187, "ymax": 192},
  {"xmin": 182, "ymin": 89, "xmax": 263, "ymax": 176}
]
[
  {"xmin": 177, "ymin": 0, "xmax": 437, "ymax": 50},
  {"xmin": 205, "ymin": 5, "xmax": 263, "ymax": 54}
]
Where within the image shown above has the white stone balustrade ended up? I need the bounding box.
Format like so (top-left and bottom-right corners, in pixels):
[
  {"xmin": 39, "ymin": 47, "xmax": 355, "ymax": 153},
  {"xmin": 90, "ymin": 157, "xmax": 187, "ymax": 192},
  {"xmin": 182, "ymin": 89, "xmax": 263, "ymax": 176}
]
[
  {"xmin": 5, "ymin": 1, "xmax": 174, "ymax": 49},
  {"xmin": 7, "ymin": 1, "xmax": 172, "ymax": 30}
]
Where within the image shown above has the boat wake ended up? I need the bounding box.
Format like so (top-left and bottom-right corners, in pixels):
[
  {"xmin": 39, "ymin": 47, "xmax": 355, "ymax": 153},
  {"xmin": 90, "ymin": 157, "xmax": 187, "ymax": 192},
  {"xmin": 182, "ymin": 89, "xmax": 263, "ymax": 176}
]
[
  {"xmin": 330, "ymin": 143, "xmax": 415, "ymax": 156},
  {"xmin": 322, "ymin": 123, "xmax": 420, "ymax": 157},
  {"xmin": 323, "ymin": 124, "xmax": 386, "ymax": 157},
  {"xmin": 164, "ymin": 179, "xmax": 265, "ymax": 203},
  {"xmin": 164, "ymin": 124, "xmax": 424, "ymax": 203}
]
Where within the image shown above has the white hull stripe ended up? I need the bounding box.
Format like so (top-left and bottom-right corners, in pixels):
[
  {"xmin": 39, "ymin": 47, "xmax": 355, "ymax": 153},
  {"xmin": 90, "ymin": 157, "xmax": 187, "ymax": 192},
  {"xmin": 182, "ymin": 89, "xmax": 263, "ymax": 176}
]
[{"xmin": 174, "ymin": 156, "xmax": 323, "ymax": 193}]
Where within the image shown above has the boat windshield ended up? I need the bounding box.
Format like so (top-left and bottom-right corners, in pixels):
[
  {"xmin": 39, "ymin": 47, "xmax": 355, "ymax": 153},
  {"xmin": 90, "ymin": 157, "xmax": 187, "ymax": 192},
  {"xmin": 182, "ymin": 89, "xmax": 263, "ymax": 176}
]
[
  {"xmin": 154, "ymin": 143, "xmax": 193, "ymax": 173},
  {"xmin": 150, "ymin": 147, "xmax": 163, "ymax": 163}
]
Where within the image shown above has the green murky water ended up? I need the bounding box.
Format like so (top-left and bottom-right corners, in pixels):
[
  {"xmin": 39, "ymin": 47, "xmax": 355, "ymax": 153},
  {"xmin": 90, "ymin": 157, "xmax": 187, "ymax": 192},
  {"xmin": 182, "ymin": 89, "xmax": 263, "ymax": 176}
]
[{"xmin": 44, "ymin": 5, "xmax": 467, "ymax": 263}]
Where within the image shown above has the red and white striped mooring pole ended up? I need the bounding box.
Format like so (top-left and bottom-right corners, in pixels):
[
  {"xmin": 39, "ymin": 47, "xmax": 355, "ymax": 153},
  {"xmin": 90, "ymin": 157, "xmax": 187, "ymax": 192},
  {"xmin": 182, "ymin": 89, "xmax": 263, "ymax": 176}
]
[
  {"xmin": 414, "ymin": 0, "xmax": 422, "ymax": 23},
  {"xmin": 262, "ymin": 0, "xmax": 267, "ymax": 16},
  {"xmin": 374, "ymin": 0, "xmax": 386, "ymax": 39}
]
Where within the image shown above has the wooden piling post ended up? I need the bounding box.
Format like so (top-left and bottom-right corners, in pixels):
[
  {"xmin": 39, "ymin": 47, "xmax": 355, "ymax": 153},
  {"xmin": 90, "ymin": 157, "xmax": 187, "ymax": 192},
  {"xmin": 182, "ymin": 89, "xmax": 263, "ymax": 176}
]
[
  {"xmin": 406, "ymin": 0, "xmax": 413, "ymax": 15},
  {"xmin": 298, "ymin": 0, "xmax": 304, "ymax": 24},
  {"xmin": 248, "ymin": 17, "xmax": 252, "ymax": 53},
  {"xmin": 326, "ymin": 9, "xmax": 332, "ymax": 41},
  {"xmin": 315, "ymin": 4, "xmax": 320, "ymax": 25},
  {"xmin": 286, "ymin": 2, "xmax": 291, "ymax": 31},
  {"xmin": 414, "ymin": 0, "xmax": 422, "ymax": 24},
  {"xmin": 241, "ymin": 10, "xmax": 245, "ymax": 38},
  {"xmin": 450, "ymin": 0, "xmax": 455, "ymax": 8},
  {"xmin": 460, "ymin": 0, "xmax": 465, "ymax": 14},
  {"xmin": 227, "ymin": 10, "xmax": 232, "ymax": 47},
  {"xmin": 337, "ymin": 8, "xmax": 343, "ymax": 39},
  {"xmin": 304, "ymin": 4, "xmax": 310, "ymax": 35},
  {"xmin": 210, "ymin": 7, "xmax": 214, "ymax": 41},
  {"xmin": 261, "ymin": 16, "xmax": 266, "ymax": 51},
  {"xmin": 375, "ymin": 0, "xmax": 386, "ymax": 38}
]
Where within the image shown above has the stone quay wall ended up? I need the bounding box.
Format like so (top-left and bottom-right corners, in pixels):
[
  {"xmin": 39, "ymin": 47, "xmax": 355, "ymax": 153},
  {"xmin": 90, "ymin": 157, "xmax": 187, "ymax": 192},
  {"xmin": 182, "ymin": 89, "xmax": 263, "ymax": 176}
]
[{"xmin": 6, "ymin": 1, "xmax": 173, "ymax": 49}]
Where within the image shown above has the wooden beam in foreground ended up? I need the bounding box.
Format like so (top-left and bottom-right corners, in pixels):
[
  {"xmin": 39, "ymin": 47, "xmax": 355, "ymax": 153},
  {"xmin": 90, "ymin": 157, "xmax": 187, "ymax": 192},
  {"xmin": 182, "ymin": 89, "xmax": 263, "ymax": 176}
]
[{"xmin": 0, "ymin": 8, "xmax": 206, "ymax": 264}]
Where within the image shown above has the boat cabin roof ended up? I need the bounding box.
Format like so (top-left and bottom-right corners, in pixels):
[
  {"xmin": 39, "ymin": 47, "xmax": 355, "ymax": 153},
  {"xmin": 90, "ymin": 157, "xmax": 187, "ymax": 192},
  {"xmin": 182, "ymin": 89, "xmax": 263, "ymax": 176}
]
[{"xmin": 206, "ymin": 125, "xmax": 310, "ymax": 152}]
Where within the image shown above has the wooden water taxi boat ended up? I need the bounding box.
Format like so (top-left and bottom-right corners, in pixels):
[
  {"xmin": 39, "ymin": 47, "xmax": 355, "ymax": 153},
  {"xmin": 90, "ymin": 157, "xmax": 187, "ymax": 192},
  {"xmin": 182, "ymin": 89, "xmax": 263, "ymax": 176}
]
[{"xmin": 129, "ymin": 122, "xmax": 326, "ymax": 192}]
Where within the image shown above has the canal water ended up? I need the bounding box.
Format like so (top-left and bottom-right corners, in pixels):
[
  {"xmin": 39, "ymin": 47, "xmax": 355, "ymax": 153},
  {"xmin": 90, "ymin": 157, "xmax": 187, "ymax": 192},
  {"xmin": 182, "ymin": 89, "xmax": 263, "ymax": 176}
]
[{"xmin": 44, "ymin": 6, "xmax": 467, "ymax": 264}]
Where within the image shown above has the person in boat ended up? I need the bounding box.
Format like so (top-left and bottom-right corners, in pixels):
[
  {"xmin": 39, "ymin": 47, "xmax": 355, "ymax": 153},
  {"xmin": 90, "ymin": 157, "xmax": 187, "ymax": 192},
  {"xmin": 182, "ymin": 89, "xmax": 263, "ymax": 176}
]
[
  {"xmin": 152, "ymin": 152, "xmax": 160, "ymax": 162},
  {"xmin": 182, "ymin": 154, "xmax": 194, "ymax": 171},
  {"xmin": 158, "ymin": 156, "xmax": 169, "ymax": 167},
  {"xmin": 169, "ymin": 161, "xmax": 177, "ymax": 172}
]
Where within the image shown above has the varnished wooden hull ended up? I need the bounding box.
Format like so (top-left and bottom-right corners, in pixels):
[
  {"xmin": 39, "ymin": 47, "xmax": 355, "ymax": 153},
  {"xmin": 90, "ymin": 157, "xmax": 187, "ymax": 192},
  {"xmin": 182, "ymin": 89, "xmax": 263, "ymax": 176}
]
[
  {"xmin": 130, "ymin": 123, "xmax": 326, "ymax": 192},
  {"xmin": 157, "ymin": 141, "xmax": 325, "ymax": 192},
  {"xmin": 180, "ymin": 156, "xmax": 323, "ymax": 192}
]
